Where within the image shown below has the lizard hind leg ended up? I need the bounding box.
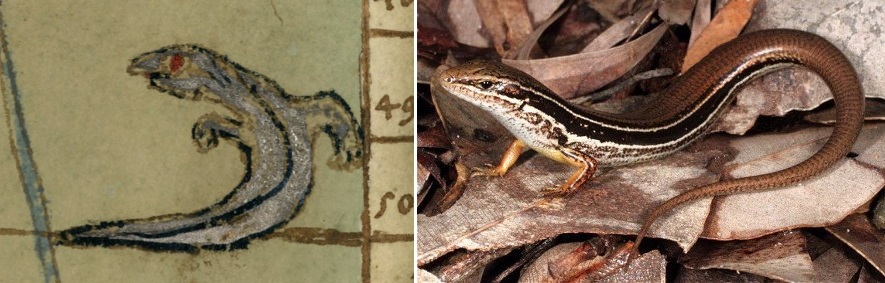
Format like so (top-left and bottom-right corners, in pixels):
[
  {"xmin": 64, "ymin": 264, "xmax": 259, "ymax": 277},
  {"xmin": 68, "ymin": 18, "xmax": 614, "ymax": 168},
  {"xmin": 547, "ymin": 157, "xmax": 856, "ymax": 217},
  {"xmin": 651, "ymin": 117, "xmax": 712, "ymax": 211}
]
[{"xmin": 294, "ymin": 90, "xmax": 364, "ymax": 171}]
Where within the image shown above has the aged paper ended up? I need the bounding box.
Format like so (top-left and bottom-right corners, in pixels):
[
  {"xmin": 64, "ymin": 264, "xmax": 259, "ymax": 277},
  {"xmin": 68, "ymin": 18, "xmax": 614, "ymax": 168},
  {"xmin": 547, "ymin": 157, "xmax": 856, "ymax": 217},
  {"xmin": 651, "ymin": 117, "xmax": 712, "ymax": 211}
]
[{"xmin": 0, "ymin": 1, "xmax": 413, "ymax": 282}]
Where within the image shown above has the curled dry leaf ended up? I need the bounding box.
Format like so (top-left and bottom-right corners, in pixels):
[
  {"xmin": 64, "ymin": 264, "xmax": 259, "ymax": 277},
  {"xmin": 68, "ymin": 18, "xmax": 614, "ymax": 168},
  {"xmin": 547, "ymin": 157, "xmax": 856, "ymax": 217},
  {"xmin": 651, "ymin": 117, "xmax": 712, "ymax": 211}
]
[
  {"xmin": 825, "ymin": 214, "xmax": 885, "ymax": 276},
  {"xmin": 805, "ymin": 99, "xmax": 885, "ymax": 124},
  {"xmin": 681, "ymin": 0, "xmax": 758, "ymax": 72},
  {"xmin": 503, "ymin": 24, "xmax": 667, "ymax": 99},
  {"xmin": 682, "ymin": 231, "xmax": 814, "ymax": 282},
  {"xmin": 521, "ymin": 242, "xmax": 667, "ymax": 283}
]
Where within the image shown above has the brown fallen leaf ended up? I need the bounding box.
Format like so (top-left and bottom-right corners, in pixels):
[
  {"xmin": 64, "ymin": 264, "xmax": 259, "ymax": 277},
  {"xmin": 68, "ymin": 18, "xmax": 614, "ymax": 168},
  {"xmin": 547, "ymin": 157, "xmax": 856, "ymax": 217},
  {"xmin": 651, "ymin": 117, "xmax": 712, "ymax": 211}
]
[
  {"xmin": 812, "ymin": 246, "xmax": 863, "ymax": 283},
  {"xmin": 474, "ymin": 0, "xmax": 532, "ymax": 56},
  {"xmin": 525, "ymin": 0, "xmax": 565, "ymax": 27},
  {"xmin": 825, "ymin": 214, "xmax": 885, "ymax": 277},
  {"xmin": 580, "ymin": 5, "xmax": 656, "ymax": 53},
  {"xmin": 681, "ymin": 0, "xmax": 759, "ymax": 72},
  {"xmin": 687, "ymin": 0, "xmax": 712, "ymax": 47},
  {"xmin": 511, "ymin": 5, "xmax": 569, "ymax": 60},
  {"xmin": 444, "ymin": 0, "xmax": 490, "ymax": 47},
  {"xmin": 536, "ymin": 2, "xmax": 610, "ymax": 58},
  {"xmin": 503, "ymin": 23, "xmax": 667, "ymax": 99},
  {"xmin": 682, "ymin": 230, "xmax": 814, "ymax": 282},
  {"xmin": 859, "ymin": 264, "xmax": 885, "ymax": 282},
  {"xmin": 658, "ymin": 0, "xmax": 696, "ymax": 25}
]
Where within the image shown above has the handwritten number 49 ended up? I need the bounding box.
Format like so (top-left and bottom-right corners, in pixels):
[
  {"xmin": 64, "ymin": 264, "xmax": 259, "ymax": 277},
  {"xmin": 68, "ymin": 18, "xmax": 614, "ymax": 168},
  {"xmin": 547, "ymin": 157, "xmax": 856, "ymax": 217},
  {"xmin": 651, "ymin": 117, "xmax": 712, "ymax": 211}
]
[{"xmin": 375, "ymin": 94, "xmax": 413, "ymax": 126}]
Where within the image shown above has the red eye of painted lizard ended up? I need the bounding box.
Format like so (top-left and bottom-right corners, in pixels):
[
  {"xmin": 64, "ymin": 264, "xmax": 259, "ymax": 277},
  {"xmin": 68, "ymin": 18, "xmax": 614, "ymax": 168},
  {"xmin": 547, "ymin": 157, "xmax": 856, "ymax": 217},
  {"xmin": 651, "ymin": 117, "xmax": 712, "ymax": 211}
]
[{"xmin": 170, "ymin": 54, "xmax": 184, "ymax": 73}]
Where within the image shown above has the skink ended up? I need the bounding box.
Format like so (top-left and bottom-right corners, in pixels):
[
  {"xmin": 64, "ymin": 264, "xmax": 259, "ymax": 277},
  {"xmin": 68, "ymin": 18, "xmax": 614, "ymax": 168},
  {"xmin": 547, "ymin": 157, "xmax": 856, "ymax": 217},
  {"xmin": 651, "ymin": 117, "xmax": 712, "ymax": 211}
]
[{"xmin": 434, "ymin": 29, "xmax": 864, "ymax": 256}]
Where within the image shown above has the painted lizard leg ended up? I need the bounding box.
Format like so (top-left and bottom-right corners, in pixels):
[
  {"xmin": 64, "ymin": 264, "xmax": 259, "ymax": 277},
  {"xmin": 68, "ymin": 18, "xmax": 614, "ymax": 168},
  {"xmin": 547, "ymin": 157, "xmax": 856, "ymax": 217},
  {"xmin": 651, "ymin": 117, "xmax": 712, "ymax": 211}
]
[
  {"xmin": 291, "ymin": 91, "xmax": 364, "ymax": 171},
  {"xmin": 191, "ymin": 112, "xmax": 243, "ymax": 153}
]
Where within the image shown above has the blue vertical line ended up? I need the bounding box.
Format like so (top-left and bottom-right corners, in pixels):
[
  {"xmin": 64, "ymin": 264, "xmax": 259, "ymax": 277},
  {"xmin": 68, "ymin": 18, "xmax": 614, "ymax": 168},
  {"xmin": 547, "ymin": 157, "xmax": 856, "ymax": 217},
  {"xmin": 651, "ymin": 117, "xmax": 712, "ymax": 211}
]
[{"xmin": 0, "ymin": 7, "xmax": 61, "ymax": 283}]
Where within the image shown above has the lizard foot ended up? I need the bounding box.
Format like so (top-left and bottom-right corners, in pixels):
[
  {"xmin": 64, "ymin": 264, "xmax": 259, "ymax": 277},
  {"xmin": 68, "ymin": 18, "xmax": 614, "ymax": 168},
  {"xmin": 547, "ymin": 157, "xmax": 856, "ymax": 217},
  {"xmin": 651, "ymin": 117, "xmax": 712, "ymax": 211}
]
[{"xmin": 469, "ymin": 164, "xmax": 506, "ymax": 178}]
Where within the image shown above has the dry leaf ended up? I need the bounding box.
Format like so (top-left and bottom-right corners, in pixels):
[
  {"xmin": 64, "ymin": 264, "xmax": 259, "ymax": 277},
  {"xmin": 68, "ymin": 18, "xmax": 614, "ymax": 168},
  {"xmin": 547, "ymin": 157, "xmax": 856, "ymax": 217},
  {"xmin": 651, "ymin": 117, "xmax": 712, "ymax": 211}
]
[
  {"xmin": 675, "ymin": 267, "xmax": 768, "ymax": 282},
  {"xmin": 503, "ymin": 24, "xmax": 667, "ymax": 99},
  {"xmin": 681, "ymin": 0, "xmax": 759, "ymax": 72},
  {"xmin": 526, "ymin": 0, "xmax": 565, "ymax": 26},
  {"xmin": 430, "ymin": 248, "xmax": 513, "ymax": 282},
  {"xmin": 417, "ymin": 269, "xmax": 444, "ymax": 283},
  {"xmin": 682, "ymin": 231, "xmax": 814, "ymax": 282},
  {"xmin": 825, "ymin": 214, "xmax": 885, "ymax": 276},
  {"xmin": 859, "ymin": 265, "xmax": 885, "ymax": 282},
  {"xmin": 658, "ymin": 0, "xmax": 696, "ymax": 25},
  {"xmin": 580, "ymin": 5, "xmax": 655, "ymax": 53},
  {"xmin": 474, "ymin": 0, "xmax": 534, "ymax": 56},
  {"xmin": 812, "ymin": 247, "xmax": 863, "ymax": 283},
  {"xmin": 512, "ymin": 5, "xmax": 570, "ymax": 60},
  {"xmin": 445, "ymin": 0, "xmax": 489, "ymax": 47},
  {"xmin": 687, "ymin": 0, "xmax": 712, "ymax": 47},
  {"xmin": 594, "ymin": 249, "xmax": 667, "ymax": 283}
]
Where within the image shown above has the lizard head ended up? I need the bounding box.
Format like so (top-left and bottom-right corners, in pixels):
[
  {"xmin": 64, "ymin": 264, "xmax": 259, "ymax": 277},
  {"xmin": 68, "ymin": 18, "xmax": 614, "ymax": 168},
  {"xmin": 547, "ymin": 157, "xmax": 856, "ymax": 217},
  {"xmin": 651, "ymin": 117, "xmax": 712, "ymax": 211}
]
[
  {"xmin": 127, "ymin": 45, "xmax": 232, "ymax": 100},
  {"xmin": 435, "ymin": 60, "xmax": 554, "ymax": 114}
]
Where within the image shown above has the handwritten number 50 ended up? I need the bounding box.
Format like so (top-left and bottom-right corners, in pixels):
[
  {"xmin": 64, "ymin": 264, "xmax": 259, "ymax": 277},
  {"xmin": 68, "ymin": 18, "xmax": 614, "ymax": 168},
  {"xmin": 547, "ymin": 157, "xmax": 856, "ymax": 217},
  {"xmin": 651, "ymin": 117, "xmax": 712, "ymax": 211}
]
[{"xmin": 374, "ymin": 192, "xmax": 413, "ymax": 218}]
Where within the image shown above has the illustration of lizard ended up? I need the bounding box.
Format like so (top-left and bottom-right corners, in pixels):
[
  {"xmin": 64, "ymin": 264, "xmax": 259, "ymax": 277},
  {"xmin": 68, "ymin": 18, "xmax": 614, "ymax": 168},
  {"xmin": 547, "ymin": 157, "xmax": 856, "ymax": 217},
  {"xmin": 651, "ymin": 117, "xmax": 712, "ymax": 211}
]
[{"xmin": 58, "ymin": 45, "xmax": 364, "ymax": 252}]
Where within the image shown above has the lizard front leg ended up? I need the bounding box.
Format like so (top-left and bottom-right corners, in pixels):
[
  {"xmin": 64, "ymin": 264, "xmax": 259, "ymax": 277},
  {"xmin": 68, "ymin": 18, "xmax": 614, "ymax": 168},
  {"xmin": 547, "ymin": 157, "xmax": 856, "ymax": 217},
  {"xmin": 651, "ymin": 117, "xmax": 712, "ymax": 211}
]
[
  {"xmin": 192, "ymin": 112, "xmax": 244, "ymax": 153},
  {"xmin": 471, "ymin": 140, "xmax": 525, "ymax": 177}
]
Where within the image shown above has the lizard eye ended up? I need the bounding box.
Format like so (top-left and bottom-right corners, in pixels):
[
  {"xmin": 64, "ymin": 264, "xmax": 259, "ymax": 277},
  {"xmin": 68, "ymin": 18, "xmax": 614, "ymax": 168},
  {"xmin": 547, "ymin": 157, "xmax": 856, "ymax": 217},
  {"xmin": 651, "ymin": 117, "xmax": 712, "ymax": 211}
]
[
  {"xmin": 477, "ymin": 80, "xmax": 495, "ymax": 90},
  {"xmin": 169, "ymin": 54, "xmax": 184, "ymax": 73}
]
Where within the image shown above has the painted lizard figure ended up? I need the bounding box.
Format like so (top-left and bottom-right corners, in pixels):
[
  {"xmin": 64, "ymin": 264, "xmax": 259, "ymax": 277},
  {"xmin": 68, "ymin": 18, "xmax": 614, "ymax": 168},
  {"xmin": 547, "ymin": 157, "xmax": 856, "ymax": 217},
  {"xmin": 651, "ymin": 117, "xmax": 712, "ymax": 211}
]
[{"xmin": 59, "ymin": 45, "xmax": 363, "ymax": 252}]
